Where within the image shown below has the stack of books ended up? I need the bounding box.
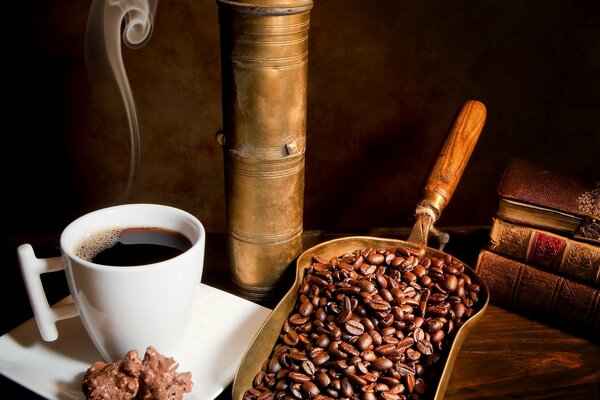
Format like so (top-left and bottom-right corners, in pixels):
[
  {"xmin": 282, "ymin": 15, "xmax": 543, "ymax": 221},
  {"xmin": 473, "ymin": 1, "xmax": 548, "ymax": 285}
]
[{"xmin": 475, "ymin": 158, "xmax": 600, "ymax": 337}]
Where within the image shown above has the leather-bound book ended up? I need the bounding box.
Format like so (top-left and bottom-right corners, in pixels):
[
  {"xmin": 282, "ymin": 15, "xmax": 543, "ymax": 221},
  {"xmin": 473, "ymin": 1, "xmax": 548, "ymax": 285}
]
[
  {"xmin": 489, "ymin": 217, "xmax": 600, "ymax": 287},
  {"xmin": 475, "ymin": 249, "xmax": 600, "ymax": 337},
  {"xmin": 497, "ymin": 159, "xmax": 600, "ymax": 245}
]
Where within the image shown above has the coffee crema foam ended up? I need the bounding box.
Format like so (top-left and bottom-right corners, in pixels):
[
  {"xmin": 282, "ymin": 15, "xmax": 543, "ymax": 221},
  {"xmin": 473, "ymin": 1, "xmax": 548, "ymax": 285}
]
[{"xmin": 75, "ymin": 229, "xmax": 124, "ymax": 262}]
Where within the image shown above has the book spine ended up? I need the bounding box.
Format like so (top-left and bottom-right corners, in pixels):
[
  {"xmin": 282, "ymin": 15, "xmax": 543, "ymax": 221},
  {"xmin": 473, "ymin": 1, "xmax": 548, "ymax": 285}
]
[
  {"xmin": 475, "ymin": 250, "xmax": 600, "ymax": 336},
  {"xmin": 489, "ymin": 217, "xmax": 600, "ymax": 287}
]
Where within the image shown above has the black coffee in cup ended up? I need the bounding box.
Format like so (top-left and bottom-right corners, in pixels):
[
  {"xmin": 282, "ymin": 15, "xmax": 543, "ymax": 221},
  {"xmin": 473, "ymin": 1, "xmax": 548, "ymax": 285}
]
[{"xmin": 76, "ymin": 227, "xmax": 192, "ymax": 266}]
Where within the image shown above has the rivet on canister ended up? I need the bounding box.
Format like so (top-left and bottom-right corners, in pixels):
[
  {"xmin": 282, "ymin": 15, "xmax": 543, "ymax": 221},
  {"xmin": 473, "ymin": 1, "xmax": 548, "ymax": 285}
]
[{"xmin": 285, "ymin": 140, "xmax": 299, "ymax": 155}]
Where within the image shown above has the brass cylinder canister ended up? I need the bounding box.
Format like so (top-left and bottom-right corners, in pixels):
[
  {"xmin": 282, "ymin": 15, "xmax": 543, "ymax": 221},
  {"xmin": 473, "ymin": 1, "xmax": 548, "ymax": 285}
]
[{"xmin": 216, "ymin": 0, "xmax": 313, "ymax": 300}]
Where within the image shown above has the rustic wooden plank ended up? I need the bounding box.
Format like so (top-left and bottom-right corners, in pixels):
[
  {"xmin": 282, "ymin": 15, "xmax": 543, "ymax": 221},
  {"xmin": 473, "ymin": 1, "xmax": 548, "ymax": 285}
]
[{"xmin": 445, "ymin": 304, "xmax": 600, "ymax": 399}]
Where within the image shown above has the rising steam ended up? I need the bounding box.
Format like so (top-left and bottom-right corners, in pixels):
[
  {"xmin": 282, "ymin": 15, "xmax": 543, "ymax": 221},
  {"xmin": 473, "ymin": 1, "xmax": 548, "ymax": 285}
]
[{"xmin": 85, "ymin": 0, "xmax": 159, "ymax": 200}]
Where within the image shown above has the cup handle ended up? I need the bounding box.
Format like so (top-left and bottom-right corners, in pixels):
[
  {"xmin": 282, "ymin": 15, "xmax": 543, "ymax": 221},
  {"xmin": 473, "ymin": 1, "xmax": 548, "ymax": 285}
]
[{"xmin": 17, "ymin": 244, "xmax": 79, "ymax": 341}]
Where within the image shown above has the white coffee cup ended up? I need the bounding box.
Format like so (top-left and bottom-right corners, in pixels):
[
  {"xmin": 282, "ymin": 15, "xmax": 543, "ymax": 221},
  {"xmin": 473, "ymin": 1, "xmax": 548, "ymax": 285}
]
[{"xmin": 17, "ymin": 203, "xmax": 205, "ymax": 362}]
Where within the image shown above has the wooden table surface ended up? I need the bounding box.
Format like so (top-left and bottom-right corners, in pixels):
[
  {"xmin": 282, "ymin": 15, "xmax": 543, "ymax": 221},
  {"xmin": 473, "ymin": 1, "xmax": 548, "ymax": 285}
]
[{"xmin": 1, "ymin": 227, "xmax": 599, "ymax": 399}]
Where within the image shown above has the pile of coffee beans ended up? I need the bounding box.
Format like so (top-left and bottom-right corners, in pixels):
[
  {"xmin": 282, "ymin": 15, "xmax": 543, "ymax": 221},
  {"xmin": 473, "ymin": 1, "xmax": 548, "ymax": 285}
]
[{"xmin": 243, "ymin": 245, "xmax": 482, "ymax": 400}]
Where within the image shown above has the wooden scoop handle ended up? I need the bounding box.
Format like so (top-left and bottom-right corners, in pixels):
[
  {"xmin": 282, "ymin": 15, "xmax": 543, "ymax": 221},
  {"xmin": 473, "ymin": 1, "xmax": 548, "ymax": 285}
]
[{"xmin": 419, "ymin": 100, "xmax": 487, "ymax": 219}]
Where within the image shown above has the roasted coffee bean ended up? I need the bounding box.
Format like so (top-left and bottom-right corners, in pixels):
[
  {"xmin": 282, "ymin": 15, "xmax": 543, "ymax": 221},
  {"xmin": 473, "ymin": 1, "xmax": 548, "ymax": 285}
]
[
  {"xmin": 403, "ymin": 285, "xmax": 417, "ymax": 298},
  {"xmin": 380, "ymin": 325, "xmax": 396, "ymax": 337},
  {"xmin": 315, "ymin": 333, "xmax": 330, "ymax": 348},
  {"xmin": 336, "ymin": 309, "xmax": 353, "ymax": 323},
  {"xmin": 288, "ymin": 383, "xmax": 303, "ymax": 398},
  {"xmin": 367, "ymin": 298, "xmax": 391, "ymax": 312},
  {"xmin": 289, "ymin": 314, "xmax": 309, "ymax": 325},
  {"xmin": 385, "ymin": 253, "xmax": 396, "ymax": 265},
  {"xmin": 427, "ymin": 303, "xmax": 450, "ymax": 316},
  {"xmin": 288, "ymin": 372, "xmax": 311, "ymax": 383},
  {"xmin": 253, "ymin": 371, "xmax": 267, "ymax": 387},
  {"xmin": 313, "ymin": 306, "xmax": 326, "ymax": 321},
  {"xmin": 308, "ymin": 275, "xmax": 329, "ymax": 288},
  {"xmin": 396, "ymin": 362, "xmax": 415, "ymax": 377},
  {"xmin": 406, "ymin": 348, "xmax": 422, "ymax": 362},
  {"xmin": 413, "ymin": 316, "xmax": 424, "ymax": 329},
  {"xmin": 328, "ymin": 341, "xmax": 347, "ymax": 359},
  {"xmin": 340, "ymin": 377, "xmax": 354, "ymax": 397},
  {"xmin": 301, "ymin": 381, "xmax": 320, "ymax": 398},
  {"xmin": 430, "ymin": 292, "xmax": 447, "ymax": 303},
  {"xmin": 360, "ymin": 263, "xmax": 378, "ymax": 275},
  {"xmin": 419, "ymin": 275, "xmax": 432, "ymax": 287},
  {"xmin": 401, "ymin": 271, "xmax": 417, "ymax": 283},
  {"xmin": 431, "ymin": 329, "xmax": 445, "ymax": 346},
  {"xmin": 279, "ymin": 353, "xmax": 292, "ymax": 369},
  {"xmin": 453, "ymin": 303, "xmax": 466, "ymax": 319},
  {"xmin": 379, "ymin": 287, "xmax": 394, "ymax": 302},
  {"xmin": 374, "ymin": 343, "xmax": 397, "ymax": 356},
  {"xmin": 443, "ymin": 275, "xmax": 458, "ymax": 292},
  {"xmin": 245, "ymin": 244, "xmax": 482, "ymax": 400},
  {"xmin": 301, "ymin": 360, "xmax": 316, "ymax": 375},
  {"xmin": 397, "ymin": 337, "xmax": 415, "ymax": 351},
  {"xmin": 315, "ymin": 372, "xmax": 330, "ymax": 388},
  {"xmin": 363, "ymin": 391, "xmax": 377, "ymax": 400},
  {"xmin": 401, "ymin": 256, "xmax": 415, "ymax": 269},
  {"xmin": 282, "ymin": 329, "xmax": 299, "ymax": 346},
  {"xmin": 461, "ymin": 273, "xmax": 472, "ymax": 285},
  {"xmin": 444, "ymin": 265, "xmax": 459, "ymax": 275},
  {"xmin": 275, "ymin": 379, "xmax": 289, "ymax": 392},
  {"xmin": 405, "ymin": 373, "xmax": 416, "ymax": 393},
  {"xmin": 425, "ymin": 318, "xmax": 443, "ymax": 333},
  {"xmin": 340, "ymin": 341, "xmax": 360, "ymax": 357},
  {"xmin": 417, "ymin": 339, "xmax": 434, "ymax": 355},
  {"xmin": 372, "ymin": 357, "xmax": 393, "ymax": 371},
  {"xmin": 330, "ymin": 360, "xmax": 349, "ymax": 373},
  {"xmin": 298, "ymin": 301, "xmax": 314, "ymax": 317},
  {"xmin": 338, "ymin": 285, "xmax": 361, "ymax": 296},
  {"xmin": 414, "ymin": 378, "xmax": 427, "ymax": 394},
  {"xmin": 363, "ymin": 372, "xmax": 378, "ymax": 384},
  {"xmin": 356, "ymin": 360, "xmax": 369, "ymax": 374},
  {"xmin": 361, "ymin": 349, "xmax": 377, "ymax": 362},
  {"xmin": 412, "ymin": 265, "xmax": 426, "ymax": 279},
  {"xmin": 335, "ymin": 261, "xmax": 352, "ymax": 270},
  {"xmin": 454, "ymin": 285, "xmax": 466, "ymax": 299},
  {"xmin": 360, "ymin": 317, "xmax": 376, "ymax": 332},
  {"xmin": 371, "ymin": 382, "xmax": 389, "ymax": 392},
  {"xmin": 367, "ymin": 253, "xmax": 385, "ymax": 265},
  {"xmin": 379, "ymin": 376, "xmax": 400, "ymax": 388},
  {"xmin": 357, "ymin": 279, "xmax": 376, "ymax": 294},
  {"xmin": 354, "ymin": 304, "xmax": 367, "ymax": 317},
  {"xmin": 412, "ymin": 328, "xmax": 425, "ymax": 343},
  {"xmin": 381, "ymin": 392, "xmax": 400, "ymax": 400},
  {"xmin": 312, "ymin": 351, "xmax": 330, "ymax": 366},
  {"xmin": 268, "ymin": 357, "xmax": 282, "ymax": 374},
  {"xmin": 369, "ymin": 329, "xmax": 383, "ymax": 346},
  {"xmin": 345, "ymin": 320, "xmax": 365, "ymax": 336},
  {"xmin": 356, "ymin": 332, "xmax": 373, "ymax": 350},
  {"xmin": 347, "ymin": 373, "xmax": 368, "ymax": 387},
  {"xmin": 330, "ymin": 326, "xmax": 342, "ymax": 340},
  {"xmin": 469, "ymin": 290, "xmax": 480, "ymax": 303}
]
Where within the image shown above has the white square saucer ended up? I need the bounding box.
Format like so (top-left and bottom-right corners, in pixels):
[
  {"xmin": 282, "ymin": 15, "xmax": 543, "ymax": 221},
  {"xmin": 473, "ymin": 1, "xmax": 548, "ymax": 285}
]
[{"xmin": 0, "ymin": 283, "xmax": 271, "ymax": 399}]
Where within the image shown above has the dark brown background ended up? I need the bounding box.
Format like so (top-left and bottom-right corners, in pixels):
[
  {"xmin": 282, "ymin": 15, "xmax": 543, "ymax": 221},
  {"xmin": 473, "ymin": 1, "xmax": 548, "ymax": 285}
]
[{"xmin": 2, "ymin": 0, "xmax": 600, "ymax": 239}]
